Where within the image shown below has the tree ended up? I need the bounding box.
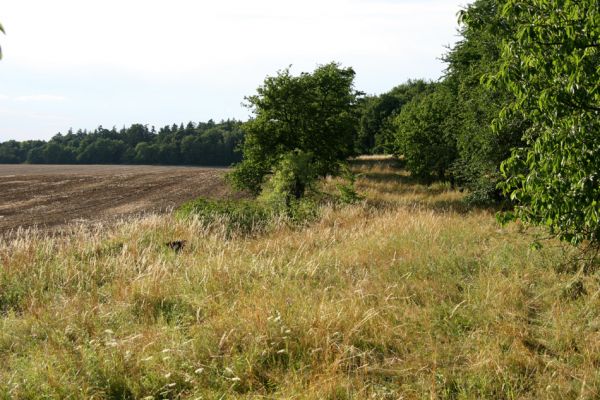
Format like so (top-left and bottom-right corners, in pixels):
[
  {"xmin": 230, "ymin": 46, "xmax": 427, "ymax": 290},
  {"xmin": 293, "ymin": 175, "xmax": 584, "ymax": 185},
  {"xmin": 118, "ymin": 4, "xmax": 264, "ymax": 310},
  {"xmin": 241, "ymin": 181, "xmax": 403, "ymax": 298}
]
[
  {"xmin": 77, "ymin": 139, "xmax": 126, "ymax": 164},
  {"xmin": 441, "ymin": 0, "xmax": 528, "ymax": 203},
  {"xmin": 394, "ymin": 84, "xmax": 458, "ymax": 182},
  {"xmin": 122, "ymin": 124, "xmax": 153, "ymax": 146},
  {"xmin": 356, "ymin": 80, "xmax": 431, "ymax": 154},
  {"xmin": 133, "ymin": 142, "xmax": 160, "ymax": 164},
  {"xmin": 44, "ymin": 142, "xmax": 75, "ymax": 164},
  {"xmin": 494, "ymin": 0, "xmax": 600, "ymax": 244},
  {"xmin": 231, "ymin": 63, "xmax": 361, "ymax": 195},
  {"xmin": 0, "ymin": 141, "xmax": 19, "ymax": 163},
  {"xmin": 27, "ymin": 146, "xmax": 46, "ymax": 164}
]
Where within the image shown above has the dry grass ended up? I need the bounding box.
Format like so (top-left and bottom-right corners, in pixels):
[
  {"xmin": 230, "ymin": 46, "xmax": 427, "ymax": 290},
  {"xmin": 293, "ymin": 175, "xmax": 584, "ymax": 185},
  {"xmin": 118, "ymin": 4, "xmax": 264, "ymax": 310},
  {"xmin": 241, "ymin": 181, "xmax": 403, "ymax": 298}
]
[{"xmin": 0, "ymin": 160, "xmax": 597, "ymax": 399}]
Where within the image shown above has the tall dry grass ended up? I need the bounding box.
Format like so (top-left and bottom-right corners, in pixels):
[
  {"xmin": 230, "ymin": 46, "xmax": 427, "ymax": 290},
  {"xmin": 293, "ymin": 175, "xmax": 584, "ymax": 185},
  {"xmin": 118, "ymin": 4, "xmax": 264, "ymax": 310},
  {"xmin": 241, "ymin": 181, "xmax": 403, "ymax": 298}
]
[{"xmin": 0, "ymin": 160, "xmax": 597, "ymax": 399}]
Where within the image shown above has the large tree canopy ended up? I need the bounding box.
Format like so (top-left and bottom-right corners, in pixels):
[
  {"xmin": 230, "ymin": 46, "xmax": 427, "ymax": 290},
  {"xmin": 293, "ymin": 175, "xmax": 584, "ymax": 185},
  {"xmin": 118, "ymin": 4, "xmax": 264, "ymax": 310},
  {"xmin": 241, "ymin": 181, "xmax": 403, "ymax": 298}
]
[
  {"xmin": 388, "ymin": 0, "xmax": 528, "ymax": 203},
  {"xmin": 494, "ymin": 0, "xmax": 600, "ymax": 244},
  {"xmin": 394, "ymin": 83, "xmax": 458, "ymax": 182},
  {"xmin": 443, "ymin": 0, "xmax": 527, "ymax": 203},
  {"xmin": 355, "ymin": 80, "xmax": 431, "ymax": 155},
  {"xmin": 231, "ymin": 63, "xmax": 362, "ymax": 194}
]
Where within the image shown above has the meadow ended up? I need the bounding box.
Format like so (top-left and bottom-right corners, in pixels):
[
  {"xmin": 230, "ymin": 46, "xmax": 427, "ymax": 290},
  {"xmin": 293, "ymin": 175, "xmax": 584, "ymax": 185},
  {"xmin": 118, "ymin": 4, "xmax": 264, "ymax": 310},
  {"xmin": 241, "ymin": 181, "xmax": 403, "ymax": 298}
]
[{"xmin": 0, "ymin": 159, "xmax": 597, "ymax": 399}]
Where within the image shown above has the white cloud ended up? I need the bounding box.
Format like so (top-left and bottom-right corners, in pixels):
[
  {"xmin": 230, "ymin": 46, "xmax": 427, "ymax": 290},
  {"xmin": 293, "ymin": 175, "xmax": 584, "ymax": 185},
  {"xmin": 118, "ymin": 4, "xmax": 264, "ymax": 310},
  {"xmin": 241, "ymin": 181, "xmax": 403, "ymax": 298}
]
[{"xmin": 15, "ymin": 94, "xmax": 66, "ymax": 102}]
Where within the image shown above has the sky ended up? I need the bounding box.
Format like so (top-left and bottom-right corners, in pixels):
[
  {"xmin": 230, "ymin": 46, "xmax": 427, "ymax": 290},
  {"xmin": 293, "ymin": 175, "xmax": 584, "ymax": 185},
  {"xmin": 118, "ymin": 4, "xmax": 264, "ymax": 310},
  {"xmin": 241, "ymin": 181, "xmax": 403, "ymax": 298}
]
[{"xmin": 0, "ymin": 0, "xmax": 466, "ymax": 141}]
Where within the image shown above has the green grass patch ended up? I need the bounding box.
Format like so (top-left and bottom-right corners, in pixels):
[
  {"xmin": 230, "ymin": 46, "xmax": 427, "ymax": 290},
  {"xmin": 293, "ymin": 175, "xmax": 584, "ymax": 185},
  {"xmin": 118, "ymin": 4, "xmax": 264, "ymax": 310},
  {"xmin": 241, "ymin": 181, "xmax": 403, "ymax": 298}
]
[{"xmin": 176, "ymin": 198, "xmax": 273, "ymax": 235}]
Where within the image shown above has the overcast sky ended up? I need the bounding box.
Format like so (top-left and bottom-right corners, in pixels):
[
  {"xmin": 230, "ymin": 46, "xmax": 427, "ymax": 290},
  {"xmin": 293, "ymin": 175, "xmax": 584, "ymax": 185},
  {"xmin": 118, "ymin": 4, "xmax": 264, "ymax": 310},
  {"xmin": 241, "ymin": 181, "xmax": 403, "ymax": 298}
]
[{"xmin": 0, "ymin": 0, "xmax": 466, "ymax": 141}]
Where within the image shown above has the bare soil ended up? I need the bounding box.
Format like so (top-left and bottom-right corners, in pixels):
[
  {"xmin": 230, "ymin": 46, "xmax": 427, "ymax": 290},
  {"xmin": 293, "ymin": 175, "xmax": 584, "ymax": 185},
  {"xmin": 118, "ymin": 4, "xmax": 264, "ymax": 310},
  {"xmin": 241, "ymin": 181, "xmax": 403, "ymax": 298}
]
[{"xmin": 0, "ymin": 164, "xmax": 239, "ymax": 233}]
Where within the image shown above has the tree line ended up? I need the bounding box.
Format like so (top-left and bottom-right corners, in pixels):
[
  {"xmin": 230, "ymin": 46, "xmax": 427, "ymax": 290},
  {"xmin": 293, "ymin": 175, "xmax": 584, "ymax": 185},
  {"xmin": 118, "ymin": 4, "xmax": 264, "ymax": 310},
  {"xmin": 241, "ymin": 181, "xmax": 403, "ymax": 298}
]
[
  {"xmin": 351, "ymin": 0, "xmax": 528, "ymax": 204},
  {"xmin": 0, "ymin": 120, "xmax": 244, "ymax": 166},
  {"xmin": 230, "ymin": 0, "xmax": 600, "ymax": 248},
  {"xmin": 388, "ymin": 0, "xmax": 599, "ymax": 246}
]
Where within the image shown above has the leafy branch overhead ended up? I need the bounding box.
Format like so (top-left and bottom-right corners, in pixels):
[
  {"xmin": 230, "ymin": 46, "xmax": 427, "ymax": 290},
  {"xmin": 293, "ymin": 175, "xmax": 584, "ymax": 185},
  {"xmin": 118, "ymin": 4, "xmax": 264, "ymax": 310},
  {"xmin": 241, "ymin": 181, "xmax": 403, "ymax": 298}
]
[
  {"xmin": 0, "ymin": 22, "xmax": 4, "ymax": 60},
  {"xmin": 493, "ymin": 0, "xmax": 600, "ymax": 245}
]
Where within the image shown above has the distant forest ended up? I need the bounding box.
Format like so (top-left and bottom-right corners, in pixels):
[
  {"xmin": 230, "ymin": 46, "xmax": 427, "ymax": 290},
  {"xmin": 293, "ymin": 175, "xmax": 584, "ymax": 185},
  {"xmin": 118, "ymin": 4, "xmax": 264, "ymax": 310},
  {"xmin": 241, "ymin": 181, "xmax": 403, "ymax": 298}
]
[
  {"xmin": 0, "ymin": 81, "xmax": 430, "ymax": 167},
  {"xmin": 0, "ymin": 119, "xmax": 244, "ymax": 166}
]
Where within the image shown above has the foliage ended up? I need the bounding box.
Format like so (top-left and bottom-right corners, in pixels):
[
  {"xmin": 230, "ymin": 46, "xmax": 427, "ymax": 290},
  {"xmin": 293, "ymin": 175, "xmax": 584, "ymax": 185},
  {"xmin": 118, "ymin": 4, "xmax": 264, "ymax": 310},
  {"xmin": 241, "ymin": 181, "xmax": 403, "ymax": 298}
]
[
  {"xmin": 0, "ymin": 22, "xmax": 4, "ymax": 60},
  {"xmin": 355, "ymin": 80, "xmax": 432, "ymax": 154},
  {"xmin": 181, "ymin": 153, "xmax": 322, "ymax": 235},
  {"xmin": 335, "ymin": 166, "xmax": 363, "ymax": 204},
  {"xmin": 230, "ymin": 63, "xmax": 361, "ymax": 193},
  {"xmin": 177, "ymin": 197, "xmax": 272, "ymax": 235},
  {"xmin": 444, "ymin": 0, "xmax": 528, "ymax": 203},
  {"xmin": 0, "ymin": 120, "xmax": 244, "ymax": 166},
  {"xmin": 493, "ymin": 0, "xmax": 600, "ymax": 244},
  {"xmin": 379, "ymin": 0, "xmax": 527, "ymax": 203},
  {"xmin": 258, "ymin": 151, "xmax": 318, "ymax": 209},
  {"xmin": 254, "ymin": 151, "xmax": 322, "ymax": 222},
  {"xmin": 393, "ymin": 84, "xmax": 458, "ymax": 182}
]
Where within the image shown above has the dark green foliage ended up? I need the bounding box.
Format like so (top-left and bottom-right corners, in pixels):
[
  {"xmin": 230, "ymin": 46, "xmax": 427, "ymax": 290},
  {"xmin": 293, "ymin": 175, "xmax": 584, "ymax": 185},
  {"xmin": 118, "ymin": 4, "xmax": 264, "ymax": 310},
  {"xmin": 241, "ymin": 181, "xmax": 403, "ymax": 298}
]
[
  {"xmin": 0, "ymin": 120, "xmax": 244, "ymax": 166},
  {"xmin": 394, "ymin": 84, "xmax": 458, "ymax": 182},
  {"xmin": 443, "ymin": 0, "xmax": 527, "ymax": 203},
  {"xmin": 356, "ymin": 80, "xmax": 432, "ymax": 154},
  {"xmin": 493, "ymin": 0, "xmax": 600, "ymax": 244},
  {"xmin": 334, "ymin": 165, "xmax": 363, "ymax": 204},
  {"xmin": 77, "ymin": 139, "xmax": 127, "ymax": 164},
  {"xmin": 43, "ymin": 142, "xmax": 76, "ymax": 164},
  {"xmin": 230, "ymin": 63, "xmax": 361, "ymax": 194},
  {"xmin": 26, "ymin": 146, "xmax": 46, "ymax": 163},
  {"xmin": 133, "ymin": 142, "xmax": 160, "ymax": 164},
  {"xmin": 385, "ymin": 0, "xmax": 527, "ymax": 202},
  {"xmin": 177, "ymin": 198, "xmax": 273, "ymax": 235},
  {"xmin": 0, "ymin": 140, "xmax": 21, "ymax": 163}
]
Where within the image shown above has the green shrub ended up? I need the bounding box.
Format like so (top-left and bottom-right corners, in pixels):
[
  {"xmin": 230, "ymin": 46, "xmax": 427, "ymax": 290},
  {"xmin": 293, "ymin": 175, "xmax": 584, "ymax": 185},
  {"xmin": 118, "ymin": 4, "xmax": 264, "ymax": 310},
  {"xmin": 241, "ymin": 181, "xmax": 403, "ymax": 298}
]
[
  {"xmin": 335, "ymin": 167, "xmax": 363, "ymax": 205},
  {"xmin": 284, "ymin": 197, "xmax": 321, "ymax": 225},
  {"xmin": 258, "ymin": 151, "xmax": 318, "ymax": 209},
  {"xmin": 177, "ymin": 198, "xmax": 272, "ymax": 235},
  {"xmin": 255, "ymin": 150, "xmax": 323, "ymax": 224},
  {"xmin": 180, "ymin": 152, "xmax": 328, "ymax": 234}
]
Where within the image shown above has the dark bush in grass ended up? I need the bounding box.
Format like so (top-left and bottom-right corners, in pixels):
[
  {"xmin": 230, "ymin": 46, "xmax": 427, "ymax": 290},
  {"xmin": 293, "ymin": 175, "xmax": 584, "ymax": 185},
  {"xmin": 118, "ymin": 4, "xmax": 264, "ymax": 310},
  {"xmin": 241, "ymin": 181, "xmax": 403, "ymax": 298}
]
[
  {"xmin": 177, "ymin": 198, "xmax": 273, "ymax": 235},
  {"xmin": 177, "ymin": 195, "xmax": 322, "ymax": 235}
]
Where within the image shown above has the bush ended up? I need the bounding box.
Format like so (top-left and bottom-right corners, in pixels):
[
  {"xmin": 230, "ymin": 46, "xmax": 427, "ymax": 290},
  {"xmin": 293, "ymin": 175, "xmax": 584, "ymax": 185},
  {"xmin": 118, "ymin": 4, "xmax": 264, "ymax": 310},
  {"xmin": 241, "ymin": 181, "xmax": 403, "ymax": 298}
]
[
  {"xmin": 177, "ymin": 198, "xmax": 272, "ymax": 235},
  {"xmin": 335, "ymin": 167, "xmax": 363, "ymax": 205},
  {"xmin": 176, "ymin": 195, "xmax": 320, "ymax": 235},
  {"xmin": 258, "ymin": 151, "xmax": 317, "ymax": 208},
  {"xmin": 256, "ymin": 150, "xmax": 322, "ymax": 223}
]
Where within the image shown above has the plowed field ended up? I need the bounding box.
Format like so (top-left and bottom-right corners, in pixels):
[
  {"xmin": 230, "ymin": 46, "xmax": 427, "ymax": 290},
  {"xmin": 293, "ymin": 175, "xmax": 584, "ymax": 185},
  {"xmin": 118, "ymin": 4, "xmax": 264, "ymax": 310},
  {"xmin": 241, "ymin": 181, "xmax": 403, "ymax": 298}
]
[{"xmin": 0, "ymin": 164, "xmax": 237, "ymax": 233}]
